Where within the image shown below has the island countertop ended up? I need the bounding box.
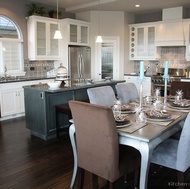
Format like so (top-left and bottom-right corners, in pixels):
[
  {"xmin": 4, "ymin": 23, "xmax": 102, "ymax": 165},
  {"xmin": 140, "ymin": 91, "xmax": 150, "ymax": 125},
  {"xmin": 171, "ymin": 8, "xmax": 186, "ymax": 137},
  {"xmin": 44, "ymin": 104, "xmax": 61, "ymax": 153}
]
[
  {"xmin": 23, "ymin": 80, "xmax": 125, "ymax": 92},
  {"xmin": 24, "ymin": 80, "xmax": 125, "ymax": 140}
]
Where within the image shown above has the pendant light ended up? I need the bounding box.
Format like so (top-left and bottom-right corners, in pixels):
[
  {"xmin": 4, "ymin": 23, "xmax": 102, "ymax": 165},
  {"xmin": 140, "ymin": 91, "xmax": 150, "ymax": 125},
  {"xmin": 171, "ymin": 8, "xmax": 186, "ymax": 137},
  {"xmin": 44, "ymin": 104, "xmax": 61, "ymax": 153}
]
[
  {"xmin": 53, "ymin": 0, "xmax": 62, "ymax": 39},
  {"xmin": 96, "ymin": 0, "xmax": 103, "ymax": 43}
]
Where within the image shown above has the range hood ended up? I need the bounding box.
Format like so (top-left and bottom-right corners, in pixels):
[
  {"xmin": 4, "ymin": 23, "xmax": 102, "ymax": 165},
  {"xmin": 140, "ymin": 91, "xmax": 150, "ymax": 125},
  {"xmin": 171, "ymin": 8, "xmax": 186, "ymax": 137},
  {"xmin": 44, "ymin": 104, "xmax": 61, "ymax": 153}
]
[{"xmin": 155, "ymin": 7, "xmax": 185, "ymax": 46}]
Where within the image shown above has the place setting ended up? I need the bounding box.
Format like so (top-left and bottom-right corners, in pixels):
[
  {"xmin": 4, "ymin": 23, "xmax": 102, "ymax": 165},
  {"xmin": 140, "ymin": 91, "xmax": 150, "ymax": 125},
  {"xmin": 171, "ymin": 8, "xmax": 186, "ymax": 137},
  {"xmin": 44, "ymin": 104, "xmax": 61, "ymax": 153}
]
[
  {"xmin": 112, "ymin": 99, "xmax": 133, "ymax": 128},
  {"xmin": 167, "ymin": 90, "xmax": 190, "ymax": 111}
]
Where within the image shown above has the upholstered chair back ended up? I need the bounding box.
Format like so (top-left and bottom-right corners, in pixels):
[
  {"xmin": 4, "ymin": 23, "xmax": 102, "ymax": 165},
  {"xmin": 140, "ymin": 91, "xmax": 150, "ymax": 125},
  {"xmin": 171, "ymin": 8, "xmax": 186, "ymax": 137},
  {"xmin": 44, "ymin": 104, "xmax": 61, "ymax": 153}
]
[
  {"xmin": 170, "ymin": 81, "xmax": 190, "ymax": 99},
  {"xmin": 116, "ymin": 83, "xmax": 139, "ymax": 104},
  {"xmin": 69, "ymin": 100, "xmax": 120, "ymax": 182},
  {"xmin": 87, "ymin": 86, "xmax": 117, "ymax": 107},
  {"xmin": 177, "ymin": 112, "xmax": 190, "ymax": 172}
]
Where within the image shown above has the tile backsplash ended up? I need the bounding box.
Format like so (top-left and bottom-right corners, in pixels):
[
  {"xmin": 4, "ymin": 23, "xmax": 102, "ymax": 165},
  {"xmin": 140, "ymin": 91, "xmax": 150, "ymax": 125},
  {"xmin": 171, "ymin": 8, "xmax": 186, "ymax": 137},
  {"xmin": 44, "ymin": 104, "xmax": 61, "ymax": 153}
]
[
  {"xmin": 24, "ymin": 60, "xmax": 54, "ymax": 77},
  {"xmin": 134, "ymin": 46, "xmax": 190, "ymax": 75}
]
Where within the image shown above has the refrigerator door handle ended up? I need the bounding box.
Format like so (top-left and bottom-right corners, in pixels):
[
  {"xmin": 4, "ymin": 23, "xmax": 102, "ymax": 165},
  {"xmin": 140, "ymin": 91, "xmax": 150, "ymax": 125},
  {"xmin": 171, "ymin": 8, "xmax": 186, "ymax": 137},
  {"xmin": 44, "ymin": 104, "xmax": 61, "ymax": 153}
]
[
  {"xmin": 80, "ymin": 54, "xmax": 84, "ymax": 79},
  {"xmin": 77, "ymin": 54, "xmax": 81, "ymax": 78}
]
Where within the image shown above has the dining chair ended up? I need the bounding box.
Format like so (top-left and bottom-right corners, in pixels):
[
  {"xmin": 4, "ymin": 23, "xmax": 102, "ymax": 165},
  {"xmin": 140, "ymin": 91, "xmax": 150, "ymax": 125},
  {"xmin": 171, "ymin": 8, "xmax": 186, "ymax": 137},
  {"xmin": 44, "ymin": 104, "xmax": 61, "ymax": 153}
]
[
  {"xmin": 87, "ymin": 86, "xmax": 117, "ymax": 107},
  {"xmin": 170, "ymin": 81, "xmax": 190, "ymax": 99},
  {"xmin": 115, "ymin": 83, "xmax": 139, "ymax": 104},
  {"xmin": 69, "ymin": 100, "xmax": 140, "ymax": 189},
  {"xmin": 151, "ymin": 112, "xmax": 190, "ymax": 189}
]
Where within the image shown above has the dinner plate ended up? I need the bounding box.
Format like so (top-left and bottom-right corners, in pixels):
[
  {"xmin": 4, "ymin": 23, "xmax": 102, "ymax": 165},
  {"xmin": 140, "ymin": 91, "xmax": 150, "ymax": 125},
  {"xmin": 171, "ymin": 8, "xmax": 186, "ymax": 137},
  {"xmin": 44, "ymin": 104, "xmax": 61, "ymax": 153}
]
[
  {"xmin": 167, "ymin": 96, "xmax": 175, "ymax": 102},
  {"xmin": 168, "ymin": 104, "xmax": 190, "ymax": 110},
  {"xmin": 147, "ymin": 116, "xmax": 174, "ymax": 122},
  {"xmin": 121, "ymin": 105, "xmax": 135, "ymax": 114},
  {"xmin": 116, "ymin": 120, "xmax": 132, "ymax": 128},
  {"xmin": 121, "ymin": 110, "xmax": 136, "ymax": 114}
]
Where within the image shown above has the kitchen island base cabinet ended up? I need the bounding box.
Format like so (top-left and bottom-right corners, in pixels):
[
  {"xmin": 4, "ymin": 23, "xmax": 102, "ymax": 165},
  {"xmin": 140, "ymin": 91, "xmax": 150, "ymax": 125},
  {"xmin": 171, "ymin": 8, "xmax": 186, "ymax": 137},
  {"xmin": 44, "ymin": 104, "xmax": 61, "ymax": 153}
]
[{"xmin": 24, "ymin": 81, "xmax": 123, "ymax": 140}]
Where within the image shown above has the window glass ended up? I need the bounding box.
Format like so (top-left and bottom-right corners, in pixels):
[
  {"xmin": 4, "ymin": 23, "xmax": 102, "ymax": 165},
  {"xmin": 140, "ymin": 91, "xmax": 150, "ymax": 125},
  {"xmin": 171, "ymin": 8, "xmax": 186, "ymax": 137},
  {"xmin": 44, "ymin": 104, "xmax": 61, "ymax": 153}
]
[{"xmin": 0, "ymin": 15, "xmax": 23, "ymax": 75}]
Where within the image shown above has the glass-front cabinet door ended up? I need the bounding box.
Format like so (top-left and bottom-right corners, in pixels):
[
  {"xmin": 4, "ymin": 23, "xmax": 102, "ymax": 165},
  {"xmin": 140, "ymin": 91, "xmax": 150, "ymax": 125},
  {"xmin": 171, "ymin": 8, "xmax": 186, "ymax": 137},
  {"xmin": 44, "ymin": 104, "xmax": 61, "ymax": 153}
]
[
  {"xmin": 129, "ymin": 23, "xmax": 159, "ymax": 60},
  {"xmin": 69, "ymin": 23, "xmax": 89, "ymax": 45},
  {"xmin": 185, "ymin": 21, "xmax": 190, "ymax": 61},
  {"xmin": 80, "ymin": 26, "xmax": 88, "ymax": 44},
  {"xmin": 70, "ymin": 24, "xmax": 77, "ymax": 43},
  {"xmin": 49, "ymin": 23, "xmax": 59, "ymax": 56},
  {"xmin": 27, "ymin": 16, "xmax": 60, "ymax": 60},
  {"xmin": 36, "ymin": 22, "xmax": 46, "ymax": 56}
]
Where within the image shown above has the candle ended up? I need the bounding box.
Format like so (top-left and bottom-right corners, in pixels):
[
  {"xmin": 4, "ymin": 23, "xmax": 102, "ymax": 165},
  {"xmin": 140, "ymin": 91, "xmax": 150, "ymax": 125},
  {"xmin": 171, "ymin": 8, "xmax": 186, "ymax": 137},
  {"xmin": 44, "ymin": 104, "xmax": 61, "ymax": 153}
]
[
  {"xmin": 164, "ymin": 61, "xmax": 169, "ymax": 76},
  {"xmin": 140, "ymin": 61, "xmax": 144, "ymax": 80}
]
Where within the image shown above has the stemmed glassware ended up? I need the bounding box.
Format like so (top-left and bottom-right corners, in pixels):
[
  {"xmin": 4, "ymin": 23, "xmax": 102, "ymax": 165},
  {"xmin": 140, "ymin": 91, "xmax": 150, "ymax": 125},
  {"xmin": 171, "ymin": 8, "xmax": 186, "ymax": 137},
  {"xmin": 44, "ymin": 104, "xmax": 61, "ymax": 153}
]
[{"xmin": 112, "ymin": 99, "xmax": 122, "ymax": 121}]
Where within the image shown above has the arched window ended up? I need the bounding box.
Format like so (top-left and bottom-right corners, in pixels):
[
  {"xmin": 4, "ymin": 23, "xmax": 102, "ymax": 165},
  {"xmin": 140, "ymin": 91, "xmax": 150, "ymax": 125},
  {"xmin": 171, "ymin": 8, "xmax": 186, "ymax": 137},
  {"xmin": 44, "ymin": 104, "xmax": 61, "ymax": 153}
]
[{"xmin": 0, "ymin": 15, "xmax": 24, "ymax": 76}]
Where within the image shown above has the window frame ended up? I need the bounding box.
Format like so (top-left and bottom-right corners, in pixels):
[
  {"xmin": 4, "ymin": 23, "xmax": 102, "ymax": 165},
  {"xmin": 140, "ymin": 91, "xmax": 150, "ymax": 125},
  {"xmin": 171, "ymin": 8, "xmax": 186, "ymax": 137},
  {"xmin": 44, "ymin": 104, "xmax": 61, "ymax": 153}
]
[{"xmin": 0, "ymin": 15, "xmax": 24, "ymax": 77}]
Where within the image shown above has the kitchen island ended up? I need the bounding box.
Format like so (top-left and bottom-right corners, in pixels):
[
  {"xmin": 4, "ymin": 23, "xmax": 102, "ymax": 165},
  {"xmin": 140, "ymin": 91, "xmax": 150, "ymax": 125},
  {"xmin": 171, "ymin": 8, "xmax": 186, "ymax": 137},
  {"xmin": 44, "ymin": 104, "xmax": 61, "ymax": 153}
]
[{"xmin": 24, "ymin": 80, "xmax": 125, "ymax": 140}]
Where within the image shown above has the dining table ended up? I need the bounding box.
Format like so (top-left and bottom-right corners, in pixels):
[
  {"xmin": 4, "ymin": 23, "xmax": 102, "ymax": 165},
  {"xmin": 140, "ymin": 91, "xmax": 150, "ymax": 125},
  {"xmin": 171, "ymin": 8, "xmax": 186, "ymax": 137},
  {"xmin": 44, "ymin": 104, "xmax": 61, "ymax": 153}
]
[{"xmin": 69, "ymin": 104, "xmax": 188, "ymax": 189}]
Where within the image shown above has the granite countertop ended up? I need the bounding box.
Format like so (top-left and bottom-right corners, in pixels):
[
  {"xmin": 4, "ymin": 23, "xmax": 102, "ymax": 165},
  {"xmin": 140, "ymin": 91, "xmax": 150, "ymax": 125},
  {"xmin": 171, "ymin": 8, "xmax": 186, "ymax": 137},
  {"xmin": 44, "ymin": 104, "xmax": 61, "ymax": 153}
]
[
  {"xmin": 124, "ymin": 73, "xmax": 152, "ymax": 77},
  {"xmin": 23, "ymin": 80, "xmax": 125, "ymax": 93},
  {"xmin": 0, "ymin": 76, "xmax": 56, "ymax": 84}
]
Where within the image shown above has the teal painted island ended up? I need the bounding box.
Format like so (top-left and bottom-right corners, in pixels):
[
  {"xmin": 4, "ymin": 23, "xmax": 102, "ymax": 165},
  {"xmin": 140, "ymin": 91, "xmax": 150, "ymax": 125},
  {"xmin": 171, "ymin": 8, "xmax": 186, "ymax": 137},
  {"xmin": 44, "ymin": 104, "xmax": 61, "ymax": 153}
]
[{"xmin": 23, "ymin": 80, "xmax": 125, "ymax": 140}]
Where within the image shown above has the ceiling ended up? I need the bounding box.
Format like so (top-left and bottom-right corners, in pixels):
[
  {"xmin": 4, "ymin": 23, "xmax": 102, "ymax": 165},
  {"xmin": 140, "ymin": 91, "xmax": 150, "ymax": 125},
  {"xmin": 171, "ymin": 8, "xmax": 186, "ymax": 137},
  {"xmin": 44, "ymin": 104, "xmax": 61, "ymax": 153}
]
[{"xmin": 30, "ymin": 0, "xmax": 190, "ymax": 14}]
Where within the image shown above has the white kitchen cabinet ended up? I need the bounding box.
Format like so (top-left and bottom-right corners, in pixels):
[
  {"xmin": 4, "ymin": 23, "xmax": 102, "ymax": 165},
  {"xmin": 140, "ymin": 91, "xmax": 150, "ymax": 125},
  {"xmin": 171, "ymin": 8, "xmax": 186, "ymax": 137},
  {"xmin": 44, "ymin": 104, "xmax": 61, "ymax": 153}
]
[
  {"xmin": 129, "ymin": 23, "xmax": 160, "ymax": 60},
  {"xmin": 185, "ymin": 20, "xmax": 190, "ymax": 61},
  {"xmin": 0, "ymin": 79, "xmax": 54, "ymax": 120},
  {"xmin": 61, "ymin": 18, "xmax": 90, "ymax": 45},
  {"xmin": 124, "ymin": 75, "xmax": 151, "ymax": 97},
  {"xmin": 0, "ymin": 88, "xmax": 24, "ymax": 117},
  {"xmin": 27, "ymin": 16, "xmax": 60, "ymax": 60}
]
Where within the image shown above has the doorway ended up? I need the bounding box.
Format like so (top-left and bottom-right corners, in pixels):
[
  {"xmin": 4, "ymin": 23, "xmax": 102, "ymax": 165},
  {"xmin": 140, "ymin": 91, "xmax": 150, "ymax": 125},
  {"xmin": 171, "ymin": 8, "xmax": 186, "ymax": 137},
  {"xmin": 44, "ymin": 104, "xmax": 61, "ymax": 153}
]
[{"xmin": 95, "ymin": 37, "xmax": 120, "ymax": 80}]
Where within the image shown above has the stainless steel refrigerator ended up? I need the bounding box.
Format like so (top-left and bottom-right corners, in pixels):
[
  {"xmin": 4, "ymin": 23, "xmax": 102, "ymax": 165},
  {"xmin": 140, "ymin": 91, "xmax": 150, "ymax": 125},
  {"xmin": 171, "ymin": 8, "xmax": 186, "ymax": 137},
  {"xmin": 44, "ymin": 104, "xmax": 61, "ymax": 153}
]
[{"xmin": 68, "ymin": 45, "xmax": 91, "ymax": 82}]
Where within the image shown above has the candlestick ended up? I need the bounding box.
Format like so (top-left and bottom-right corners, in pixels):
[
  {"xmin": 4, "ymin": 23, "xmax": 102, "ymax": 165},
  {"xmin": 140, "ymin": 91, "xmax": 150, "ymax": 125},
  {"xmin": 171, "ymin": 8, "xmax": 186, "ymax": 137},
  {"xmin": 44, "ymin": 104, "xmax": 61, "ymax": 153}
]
[
  {"xmin": 164, "ymin": 61, "xmax": 169, "ymax": 76},
  {"xmin": 140, "ymin": 61, "xmax": 144, "ymax": 80}
]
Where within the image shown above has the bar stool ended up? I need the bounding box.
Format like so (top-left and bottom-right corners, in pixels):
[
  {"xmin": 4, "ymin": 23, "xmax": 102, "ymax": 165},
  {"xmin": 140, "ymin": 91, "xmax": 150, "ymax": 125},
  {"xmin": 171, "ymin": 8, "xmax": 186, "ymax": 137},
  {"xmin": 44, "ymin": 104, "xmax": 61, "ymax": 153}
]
[{"xmin": 55, "ymin": 104, "xmax": 72, "ymax": 138}]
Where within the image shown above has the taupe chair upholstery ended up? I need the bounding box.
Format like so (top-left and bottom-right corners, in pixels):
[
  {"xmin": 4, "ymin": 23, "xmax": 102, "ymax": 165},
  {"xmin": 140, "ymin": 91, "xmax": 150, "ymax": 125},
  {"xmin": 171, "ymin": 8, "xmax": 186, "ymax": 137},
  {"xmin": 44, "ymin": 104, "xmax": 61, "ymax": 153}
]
[
  {"xmin": 69, "ymin": 100, "xmax": 140, "ymax": 189},
  {"xmin": 115, "ymin": 83, "xmax": 139, "ymax": 104},
  {"xmin": 151, "ymin": 112, "xmax": 190, "ymax": 189},
  {"xmin": 170, "ymin": 81, "xmax": 190, "ymax": 99},
  {"xmin": 87, "ymin": 86, "xmax": 117, "ymax": 107}
]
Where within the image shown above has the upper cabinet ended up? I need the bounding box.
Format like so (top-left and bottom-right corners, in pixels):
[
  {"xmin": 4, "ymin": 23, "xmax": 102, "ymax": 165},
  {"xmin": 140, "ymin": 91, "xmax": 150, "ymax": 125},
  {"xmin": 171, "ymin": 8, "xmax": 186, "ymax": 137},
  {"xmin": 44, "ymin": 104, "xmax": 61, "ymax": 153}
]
[
  {"xmin": 61, "ymin": 18, "xmax": 90, "ymax": 46},
  {"xmin": 184, "ymin": 20, "xmax": 190, "ymax": 61},
  {"xmin": 27, "ymin": 16, "xmax": 61, "ymax": 60},
  {"xmin": 129, "ymin": 23, "xmax": 160, "ymax": 60}
]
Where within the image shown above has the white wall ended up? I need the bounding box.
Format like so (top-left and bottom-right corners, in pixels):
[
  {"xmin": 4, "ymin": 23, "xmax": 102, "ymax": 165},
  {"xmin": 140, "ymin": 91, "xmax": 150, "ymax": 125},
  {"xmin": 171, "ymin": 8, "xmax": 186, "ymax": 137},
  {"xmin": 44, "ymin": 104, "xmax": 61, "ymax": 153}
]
[{"xmin": 76, "ymin": 11, "xmax": 131, "ymax": 79}]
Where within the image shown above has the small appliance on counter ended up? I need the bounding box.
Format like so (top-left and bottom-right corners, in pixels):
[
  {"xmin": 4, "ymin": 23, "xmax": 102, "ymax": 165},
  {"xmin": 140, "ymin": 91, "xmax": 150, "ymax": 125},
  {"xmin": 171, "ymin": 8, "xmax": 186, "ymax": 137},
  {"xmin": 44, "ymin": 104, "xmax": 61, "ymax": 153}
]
[{"xmin": 56, "ymin": 63, "xmax": 69, "ymax": 85}]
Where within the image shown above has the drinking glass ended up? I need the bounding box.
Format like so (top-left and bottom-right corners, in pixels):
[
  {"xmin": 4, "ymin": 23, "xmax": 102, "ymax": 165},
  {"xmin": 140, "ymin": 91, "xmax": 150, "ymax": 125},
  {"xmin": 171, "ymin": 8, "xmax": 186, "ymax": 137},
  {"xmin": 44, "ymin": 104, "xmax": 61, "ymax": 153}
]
[{"xmin": 112, "ymin": 104, "xmax": 121, "ymax": 120}]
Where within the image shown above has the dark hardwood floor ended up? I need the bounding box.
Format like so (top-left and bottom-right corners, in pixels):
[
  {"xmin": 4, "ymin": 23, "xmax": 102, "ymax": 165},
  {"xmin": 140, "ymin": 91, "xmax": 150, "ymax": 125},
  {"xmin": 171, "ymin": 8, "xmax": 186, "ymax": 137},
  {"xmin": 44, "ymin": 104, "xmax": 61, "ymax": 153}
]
[{"xmin": 0, "ymin": 117, "xmax": 190, "ymax": 189}]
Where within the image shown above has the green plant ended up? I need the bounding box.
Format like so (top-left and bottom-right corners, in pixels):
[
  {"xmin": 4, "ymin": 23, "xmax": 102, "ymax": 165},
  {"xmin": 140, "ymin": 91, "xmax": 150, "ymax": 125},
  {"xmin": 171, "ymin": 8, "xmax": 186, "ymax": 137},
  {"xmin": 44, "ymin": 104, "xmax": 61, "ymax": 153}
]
[
  {"xmin": 26, "ymin": 3, "xmax": 45, "ymax": 16},
  {"xmin": 48, "ymin": 9, "xmax": 62, "ymax": 18}
]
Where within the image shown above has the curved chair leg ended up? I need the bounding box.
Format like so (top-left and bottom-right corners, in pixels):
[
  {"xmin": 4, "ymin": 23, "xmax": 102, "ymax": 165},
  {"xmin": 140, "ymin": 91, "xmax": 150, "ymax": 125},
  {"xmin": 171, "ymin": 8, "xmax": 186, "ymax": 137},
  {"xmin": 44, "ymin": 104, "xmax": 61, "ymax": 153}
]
[{"xmin": 69, "ymin": 124, "xmax": 78, "ymax": 189}]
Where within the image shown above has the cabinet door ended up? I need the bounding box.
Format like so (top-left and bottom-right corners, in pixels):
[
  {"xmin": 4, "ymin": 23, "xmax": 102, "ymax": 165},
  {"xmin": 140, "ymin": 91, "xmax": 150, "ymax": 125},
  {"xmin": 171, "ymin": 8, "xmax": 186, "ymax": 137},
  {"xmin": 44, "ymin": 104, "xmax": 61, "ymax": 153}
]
[
  {"xmin": 0, "ymin": 88, "xmax": 25, "ymax": 117},
  {"xmin": 0, "ymin": 90, "xmax": 17, "ymax": 116},
  {"xmin": 17, "ymin": 89, "xmax": 25, "ymax": 113},
  {"xmin": 36, "ymin": 22, "xmax": 46, "ymax": 56},
  {"xmin": 70, "ymin": 24, "xmax": 78, "ymax": 43},
  {"xmin": 129, "ymin": 24, "xmax": 157, "ymax": 60},
  {"xmin": 80, "ymin": 25, "xmax": 88, "ymax": 44},
  {"xmin": 186, "ymin": 22, "xmax": 190, "ymax": 61},
  {"xmin": 49, "ymin": 23, "xmax": 59, "ymax": 56},
  {"xmin": 28, "ymin": 16, "xmax": 60, "ymax": 60},
  {"xmin": 69, "ymin": 24, "xmax": 89, "ymax": 45}
]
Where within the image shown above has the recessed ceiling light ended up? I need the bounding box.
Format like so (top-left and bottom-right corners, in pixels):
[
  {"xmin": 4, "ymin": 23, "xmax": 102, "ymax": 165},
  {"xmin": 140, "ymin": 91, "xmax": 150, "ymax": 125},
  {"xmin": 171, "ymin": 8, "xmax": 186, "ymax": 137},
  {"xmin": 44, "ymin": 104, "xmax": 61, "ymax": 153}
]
[{"xmin": 135, "ymin": 4, "xmax": 140, "ymax": 8}]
